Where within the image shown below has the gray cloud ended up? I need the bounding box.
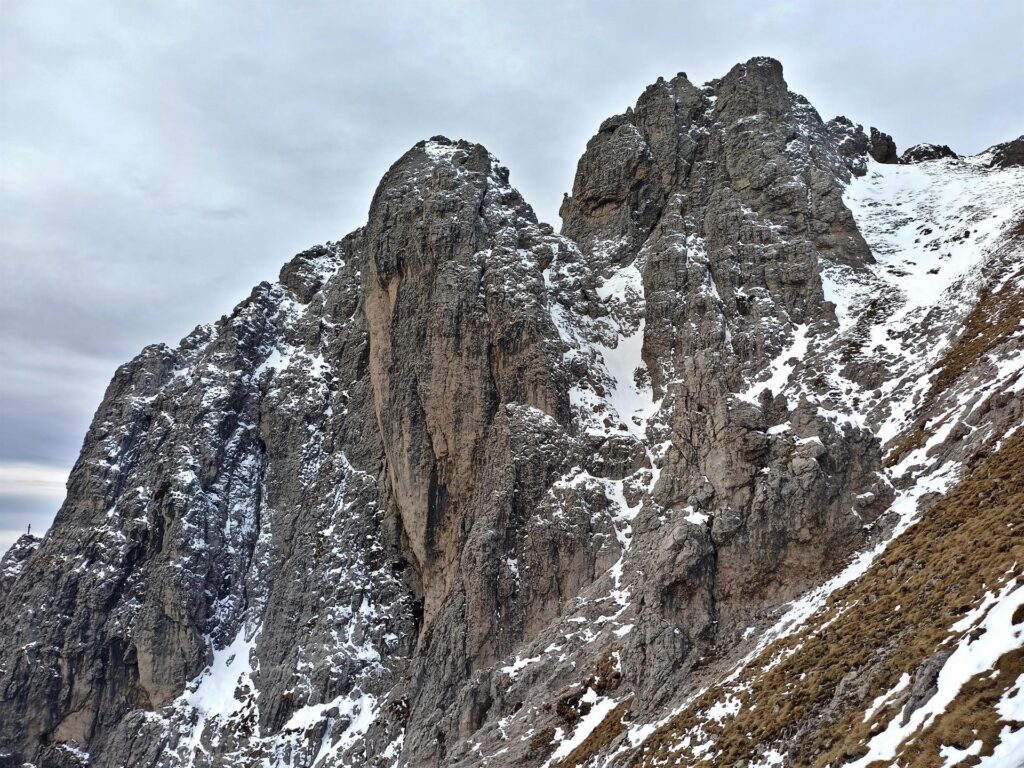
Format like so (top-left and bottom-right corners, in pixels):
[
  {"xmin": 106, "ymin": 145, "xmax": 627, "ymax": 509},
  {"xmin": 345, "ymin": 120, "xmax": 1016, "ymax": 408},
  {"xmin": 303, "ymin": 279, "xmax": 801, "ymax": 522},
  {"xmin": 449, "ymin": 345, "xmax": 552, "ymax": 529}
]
[
  {"xmin": 0, "ymin": 464, "xmax": 67, "ymax": 550},
  {"xmin": 2, "ymin": 0, "xmax": 1021, "ymax": 550}
]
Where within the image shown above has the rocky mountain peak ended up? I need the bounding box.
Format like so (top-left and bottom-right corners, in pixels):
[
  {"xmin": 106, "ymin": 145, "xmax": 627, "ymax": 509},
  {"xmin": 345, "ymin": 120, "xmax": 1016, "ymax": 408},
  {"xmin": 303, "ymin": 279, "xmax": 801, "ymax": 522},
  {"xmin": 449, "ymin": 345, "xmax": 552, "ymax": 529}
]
[
  {"xmin": 2, "ymin": 59, "xmax": 1022, "ymax": 768},
  {"xmin": 900, "ymin": 142, "xmax": 959, "ymax": 163},
  {"xmin": 986, "ymin": 134, "xmax": 1024, "ymax": 168},
  {"xmin": 712, "ymin": 55, "xmax": 790, "ymax": 119},
  {"xmin": 868, "ymin": 126, "xmax": 899, "ymax": 164}
]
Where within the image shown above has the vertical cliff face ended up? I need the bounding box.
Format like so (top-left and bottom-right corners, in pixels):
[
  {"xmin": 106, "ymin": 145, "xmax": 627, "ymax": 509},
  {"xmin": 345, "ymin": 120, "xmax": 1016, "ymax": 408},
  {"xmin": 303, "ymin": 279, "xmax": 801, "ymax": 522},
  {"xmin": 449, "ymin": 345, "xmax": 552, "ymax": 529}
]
[
  {"xmin": 2, "ymin": 58, "xmax": 1023, "ymax": 768},
  {"xmin": 548, "ymin": 58, "xmax": 891, "ymax": 712},
  {"xmin": 362, "ymin": 140, "xmax": 568, "ymax": 632},
  {"xmin": 358, "ymin": 140, "xmax": 616, "ymax": 765}
]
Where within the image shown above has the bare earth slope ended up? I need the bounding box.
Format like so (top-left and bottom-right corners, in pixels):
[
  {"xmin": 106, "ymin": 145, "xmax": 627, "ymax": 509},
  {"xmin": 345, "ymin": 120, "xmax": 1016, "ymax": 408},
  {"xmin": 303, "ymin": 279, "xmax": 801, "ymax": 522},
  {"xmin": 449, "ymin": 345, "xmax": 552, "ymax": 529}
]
[{"xmin": 1, "ymin": 59, "xmax": 1022, "ymax": 768}]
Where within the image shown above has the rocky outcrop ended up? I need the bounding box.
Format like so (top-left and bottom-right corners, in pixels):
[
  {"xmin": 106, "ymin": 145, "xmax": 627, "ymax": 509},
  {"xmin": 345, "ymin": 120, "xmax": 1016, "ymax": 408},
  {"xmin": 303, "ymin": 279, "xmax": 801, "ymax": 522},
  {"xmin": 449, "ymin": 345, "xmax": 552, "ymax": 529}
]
[
  {"xmin": 621, "ymin": 93, "xmax": 1024, "ymax": 767},
  {"xmin": 986, "ymin": 134, "xmax": 1024, "ymax": 168},
  {"xmin": 900, "ymin": 142, "xmax": 958, "ymax": 163},
  {"xmin": 631, "ymin": 242, "xmax": 1024, "ymax": 766},
  {"xmin": 550, "ymin": 57, "xmax": 890, "ymax": 722},
  {"xmin": 2, "ymin": 57, "xmax": 1022, "ymax": 768},
  {"xmin": 868, "ymin": 126, "xmax": 898, "ymax": 164},
  {"xmin": 0, "ymin": 534, "xmax": 39, "ymax": 603}
]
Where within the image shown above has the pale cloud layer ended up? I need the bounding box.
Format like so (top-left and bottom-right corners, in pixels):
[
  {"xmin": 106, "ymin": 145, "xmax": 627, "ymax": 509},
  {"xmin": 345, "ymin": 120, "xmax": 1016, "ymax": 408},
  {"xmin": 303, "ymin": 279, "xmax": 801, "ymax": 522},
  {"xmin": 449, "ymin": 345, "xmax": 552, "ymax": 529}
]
[
  {"xmin": 2, "ymin": 0, "xmax": 1021, "ymax": 550},
  {"xmin": 0, "ymin": 463, "xmax": 68, "ymax": 548}
]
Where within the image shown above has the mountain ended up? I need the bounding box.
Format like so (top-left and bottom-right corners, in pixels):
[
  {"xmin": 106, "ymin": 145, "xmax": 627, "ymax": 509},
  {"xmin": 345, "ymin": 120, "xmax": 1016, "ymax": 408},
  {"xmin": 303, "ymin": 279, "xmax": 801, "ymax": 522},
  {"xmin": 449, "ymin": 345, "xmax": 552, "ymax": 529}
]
[{"xmin": 2, "ymin": 57, "xmax": 1023, "ymax": 768}]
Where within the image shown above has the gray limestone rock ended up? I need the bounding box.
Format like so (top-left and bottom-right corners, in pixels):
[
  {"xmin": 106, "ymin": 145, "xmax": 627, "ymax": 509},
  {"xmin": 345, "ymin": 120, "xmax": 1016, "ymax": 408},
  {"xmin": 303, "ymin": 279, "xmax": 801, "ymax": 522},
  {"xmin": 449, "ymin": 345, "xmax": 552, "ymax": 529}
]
[
  {"xmin": 900, "ymin": 142, "xmax": 958, "ymax": 163},
  {"xmin": 986, "ymin": 134, "xmax": 1024, "ymax": 168},
  {"xmin": 1, "ymin": 58, "xmax": 1017, "ymax": 768},
  {"xmin": 868, "ymin": 126, "xmax": 898, "ymax": 164}
]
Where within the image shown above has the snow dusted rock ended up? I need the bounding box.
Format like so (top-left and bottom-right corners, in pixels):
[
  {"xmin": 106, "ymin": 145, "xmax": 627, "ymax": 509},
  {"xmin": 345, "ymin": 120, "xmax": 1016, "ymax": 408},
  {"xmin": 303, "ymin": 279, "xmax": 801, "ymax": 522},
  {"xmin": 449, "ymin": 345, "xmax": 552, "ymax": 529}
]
[
  {"xmin": 899, "ymin": 142, "xmax": 959, "ymax": 164},
  {"xmin": 625, "ymin": 119, "xmax": 1024, "ymax": 767},
  {"xmin": 0, "ymin": 238, "xmax": 417, "ymax": 766},
  {"xmin": 2, "ymin": 59, "xmax": 1023, "ymax": 768},
  {"xmin": 0, "ymin": 136, "xmax": 619, "ymax": 768},
  {"xmin": 986, "ymin": 134, "xmax": 1024, "ymax": 169},
  {"xmin": 496, "ymin": 57, "xmax": 898, "ymax": 759},
  {"xmin": 359, "ymin": 138, "xmax": 618, "ymax": 765},
  {"xmin": 868, "ymin": 126, "xmax": 899, "ymax": 164},
  {"xmin": 0, "ymin": 534, "xmax": 39, "ymax": 603}
]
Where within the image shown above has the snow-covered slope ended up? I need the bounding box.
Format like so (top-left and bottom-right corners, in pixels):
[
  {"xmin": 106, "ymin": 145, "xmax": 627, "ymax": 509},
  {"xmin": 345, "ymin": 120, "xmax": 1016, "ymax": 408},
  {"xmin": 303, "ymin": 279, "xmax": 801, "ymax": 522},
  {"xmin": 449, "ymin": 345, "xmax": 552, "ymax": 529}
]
[{"xmin": 823, "ymin": 155, "xmax": 1024, "ymax": 443}]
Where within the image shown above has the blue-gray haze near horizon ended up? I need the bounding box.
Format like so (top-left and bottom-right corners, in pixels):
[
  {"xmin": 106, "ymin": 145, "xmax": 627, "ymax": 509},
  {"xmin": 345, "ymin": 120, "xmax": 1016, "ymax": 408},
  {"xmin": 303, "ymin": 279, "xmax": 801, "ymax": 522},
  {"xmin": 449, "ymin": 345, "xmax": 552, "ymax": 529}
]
[{"xmin": 1, "ymin": 0, "xmax": 1022, "ymax": 550}]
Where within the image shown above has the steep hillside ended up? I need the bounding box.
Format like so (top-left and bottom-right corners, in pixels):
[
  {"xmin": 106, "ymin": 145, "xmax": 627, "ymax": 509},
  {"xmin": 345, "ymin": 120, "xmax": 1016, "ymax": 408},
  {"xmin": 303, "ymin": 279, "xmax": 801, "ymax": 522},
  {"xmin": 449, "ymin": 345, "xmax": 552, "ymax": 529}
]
[{"xmin": 1, "ymin": 59, "xmax": 1021, "ymax": 768}]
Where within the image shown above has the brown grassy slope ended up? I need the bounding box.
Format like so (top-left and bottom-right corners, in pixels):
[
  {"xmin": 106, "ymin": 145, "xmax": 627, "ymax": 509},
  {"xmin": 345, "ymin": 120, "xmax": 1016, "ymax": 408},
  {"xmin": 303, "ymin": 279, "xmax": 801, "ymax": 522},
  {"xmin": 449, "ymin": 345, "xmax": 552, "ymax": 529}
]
[
  {"xmin": 634, "ymin": 428, "xmax": 1024, "ymax": 767},
  {"xmin": 929, "ymin": 263, "xmax": 1024, "ymax": 397},
  {"xmin": 886, "ymin": 259, "xmax": 1024, "ymax": 468}
]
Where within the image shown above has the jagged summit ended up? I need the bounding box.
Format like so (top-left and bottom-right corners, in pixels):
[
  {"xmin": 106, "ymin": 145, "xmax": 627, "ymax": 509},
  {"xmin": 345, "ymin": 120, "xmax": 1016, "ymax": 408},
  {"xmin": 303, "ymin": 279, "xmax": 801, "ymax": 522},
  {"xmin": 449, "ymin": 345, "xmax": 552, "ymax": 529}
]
[
  {"xmin": 405, "ymin": 136, "xmax": 503, "ymax": 175},
  {"xmin": 1, "ymin": 59, "xmax": 1022, "ymax": 768},
  {"xmin": 900, "ymin": 142, "xmax": 959, "ymax": 163},
  {"xmin": 985, "ymin": 134, "xmax": 1024, "ymax": 168}
]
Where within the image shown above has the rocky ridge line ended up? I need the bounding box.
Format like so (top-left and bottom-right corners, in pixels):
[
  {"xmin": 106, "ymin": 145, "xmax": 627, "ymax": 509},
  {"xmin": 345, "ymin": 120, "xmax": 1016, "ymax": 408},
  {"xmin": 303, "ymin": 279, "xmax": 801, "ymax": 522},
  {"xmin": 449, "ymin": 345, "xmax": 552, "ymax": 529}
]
[{"xmin": 1, "ymin": 58, "xmax": 1022, "ymax": 768}]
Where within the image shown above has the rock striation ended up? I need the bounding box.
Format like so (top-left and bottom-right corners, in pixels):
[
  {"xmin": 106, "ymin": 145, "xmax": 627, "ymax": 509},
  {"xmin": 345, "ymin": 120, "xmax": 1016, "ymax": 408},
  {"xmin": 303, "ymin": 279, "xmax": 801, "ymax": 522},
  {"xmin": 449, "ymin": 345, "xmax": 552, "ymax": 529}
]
[{"xmin": 2, "ymin": 58, "xmax": 1023, "ymax": 768}]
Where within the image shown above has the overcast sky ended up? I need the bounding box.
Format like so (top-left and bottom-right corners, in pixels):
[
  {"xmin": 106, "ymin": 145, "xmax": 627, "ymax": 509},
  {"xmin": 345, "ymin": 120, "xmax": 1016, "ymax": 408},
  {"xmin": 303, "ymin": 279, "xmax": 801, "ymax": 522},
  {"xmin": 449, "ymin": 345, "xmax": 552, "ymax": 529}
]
[{"xmin": 1, "ymin": 0, "xmax": 1021, "ymax": 551}]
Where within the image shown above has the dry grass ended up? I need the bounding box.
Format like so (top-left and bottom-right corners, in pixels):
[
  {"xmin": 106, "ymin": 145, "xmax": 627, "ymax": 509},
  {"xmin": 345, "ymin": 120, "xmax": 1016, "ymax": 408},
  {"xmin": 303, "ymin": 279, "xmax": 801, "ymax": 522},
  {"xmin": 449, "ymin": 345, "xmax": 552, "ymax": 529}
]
[
  {"xmin": 554, "ymin": 698, "xmax": 633, "ymax": 768},
  {"xmin": 535, "ymin": 650, "xmax": 629, "ymax": 767},
  {"xmin": 592, "ymin": 649, "xmax": 622, "ymax": 695},
  {"xmin": 929, "ymin": 265, "xmax": 1024, "ymax": 398},
  {"xmin": 885, "ymin": 260, "xmax": 1022, "ymax": 468},
  {"xmin": 528, "ymin": 727, "xmax": 557, "ymax": 760},
  {"xmin": 897, "ymin": 648, "xmax": 1024, "ymax": 767},
  {"xmin": 883, "ymin": 418, "xmax": 935, "ymax": 467}
]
